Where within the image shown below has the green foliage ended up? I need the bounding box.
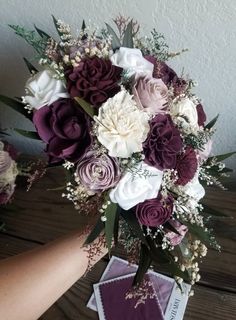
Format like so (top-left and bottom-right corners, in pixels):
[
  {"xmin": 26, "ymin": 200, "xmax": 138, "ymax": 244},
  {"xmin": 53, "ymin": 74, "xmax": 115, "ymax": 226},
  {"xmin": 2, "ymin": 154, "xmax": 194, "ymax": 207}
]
[
  {"xmin": 104, "ymin": 202, "xmax": 118, "ymax": 252},
  {"xmin": 133, "ymin": 243, "xmax": 152, "ymax": 285},
  {"xmin": 209, "ymin": 152, "xmax": 236, "ymax": 163},
  {"xmin": 74, "ymin": 97, "xmax": 96, "ymax": 118},
  {"xmin": 205, "ymin": 114, "xmax": 219, "ymax": 130},
  {"xmin": 9, "ymin": 24, "xmax": 47, "ymax": 55},
  {"xmin": 122, "ymin": 21, "xmax": 133, "ymax": 48},
  {"xmin": 23, "ymin": 57, "xmax": 38, "ymax": 74},
  {"xmin": 105, "ymin": 23, "xmax": 121, "ymax": 50},
  {"xmin": 0, "ymin": 94, "xmax": 32, "ymax": 120},
  {"xmin": 52, "ymin": 15, "xmax": 63, "ymax": 38},
  {"xmin": 14, "ymin": 128, "xmax": 40, "ymax": 140},
  {"xmin": 84, "ymin": 217, "xmax": 104, "ymax": 245},
  {"xmin": 34, "ymin": 24, "xmax": 51, "ymax": 39}
]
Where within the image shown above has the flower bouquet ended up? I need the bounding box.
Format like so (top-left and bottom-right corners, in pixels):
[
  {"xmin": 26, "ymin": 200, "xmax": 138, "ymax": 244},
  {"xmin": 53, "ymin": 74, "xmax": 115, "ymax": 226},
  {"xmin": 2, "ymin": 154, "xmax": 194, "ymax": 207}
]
[{"xmin": 0, "ymin": 16, "xmax": 235, "ymax": 288}]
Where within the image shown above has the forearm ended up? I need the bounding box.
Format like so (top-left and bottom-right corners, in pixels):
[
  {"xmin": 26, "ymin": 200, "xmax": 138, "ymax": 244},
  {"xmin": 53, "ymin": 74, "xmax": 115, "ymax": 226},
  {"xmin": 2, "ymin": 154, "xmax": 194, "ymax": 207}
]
[{"xmin": 0, "ymin": 231, "xmax": 107, "ymax": 320}]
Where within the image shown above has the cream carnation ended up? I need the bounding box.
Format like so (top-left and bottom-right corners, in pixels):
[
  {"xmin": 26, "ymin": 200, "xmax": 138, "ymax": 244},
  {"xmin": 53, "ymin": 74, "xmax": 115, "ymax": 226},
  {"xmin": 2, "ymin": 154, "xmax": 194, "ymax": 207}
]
[
  {"xmin": 109, "ymin": 162, "xmax": 163, "ymax": 210},
  {"xmin": 23, "ymin": 69, "xmax": 69, "ymax": 110},
  {"xmin": 94, "ymin": 90, "xmax": 150, "ymax": 158}
]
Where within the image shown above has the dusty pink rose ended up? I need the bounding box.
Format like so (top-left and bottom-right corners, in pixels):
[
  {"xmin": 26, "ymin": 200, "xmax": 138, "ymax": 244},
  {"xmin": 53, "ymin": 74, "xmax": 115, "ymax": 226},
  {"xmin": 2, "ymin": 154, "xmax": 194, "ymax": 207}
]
[
  {"xmin": 165, "ymin": 220, "xmax": 188, "ymax": 246},
  {"xmin": 198, "ymin": 140, "xmax": 213, "ymax": 162},
  {"xmin": 133, "ymin": 76, "xmax": 168, "ymax": 114}
]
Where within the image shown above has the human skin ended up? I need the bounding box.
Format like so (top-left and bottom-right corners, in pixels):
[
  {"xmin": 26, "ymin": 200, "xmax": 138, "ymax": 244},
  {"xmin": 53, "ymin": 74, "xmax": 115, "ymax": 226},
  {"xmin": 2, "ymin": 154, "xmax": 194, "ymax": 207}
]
[{"xmin": 0, "ymin": 230, "xmax": 107, "ymax": 320}]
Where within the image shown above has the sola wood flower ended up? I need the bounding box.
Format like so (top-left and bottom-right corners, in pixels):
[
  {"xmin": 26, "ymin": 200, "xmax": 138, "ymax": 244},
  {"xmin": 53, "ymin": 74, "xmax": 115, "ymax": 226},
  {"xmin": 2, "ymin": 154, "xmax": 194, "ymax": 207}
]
[
  {"xmin": 76, "ymin": 150, "xmax": 121, "ymax": 193},
  {"xmin": 23, "ymin": 69, "xmax": 69, "ymax": 110},
  {"xmin": 95, "ymin": 90, "xmax": 150, "ymax": 158}
]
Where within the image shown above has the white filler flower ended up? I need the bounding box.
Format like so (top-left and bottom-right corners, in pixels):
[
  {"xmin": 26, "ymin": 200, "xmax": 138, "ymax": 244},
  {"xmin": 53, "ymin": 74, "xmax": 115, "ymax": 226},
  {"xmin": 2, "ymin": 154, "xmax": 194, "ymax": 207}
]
[
  {"xmin": 110, "ymin": 47, "xmax": 154, "ymax": 78},
  {"xmin": 23, "ymin": 69, "xmax": 69, "ymax": 109},
  {"xmin": 95, "ymin": 90, "xmax": 150, "ymax": 158},
  {"xmin": 109, "ymin": 162, "xmax": 163, "ymax": 210}
]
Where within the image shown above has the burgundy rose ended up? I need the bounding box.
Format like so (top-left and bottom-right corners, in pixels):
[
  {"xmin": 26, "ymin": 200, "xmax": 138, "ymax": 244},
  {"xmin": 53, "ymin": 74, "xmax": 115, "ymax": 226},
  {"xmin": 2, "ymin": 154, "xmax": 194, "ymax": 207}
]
[
  {"xmin": 136, "ymin": 193, "xmax": 174, "ymax": 227},
  {"xmin": 66, "ymin": 57, "xmax": 122, "ymax": 107},
  {"xmin": 33, "ymin": 98, "xmax": 91, "ymax": 163},
  {"xmin": 175, "ymin": 147, "xmax": 198, "ymax": 185},
  {"xmin": 143, "ymin": 114, "xmax": 183, "ymax": 170},
  {"xmin": 76, "ymin": 150, "xmax": 121, "ymax": 193},
  {"xmin": 196, "ymin": 104, "xmax": 206, "ymax": 126}
]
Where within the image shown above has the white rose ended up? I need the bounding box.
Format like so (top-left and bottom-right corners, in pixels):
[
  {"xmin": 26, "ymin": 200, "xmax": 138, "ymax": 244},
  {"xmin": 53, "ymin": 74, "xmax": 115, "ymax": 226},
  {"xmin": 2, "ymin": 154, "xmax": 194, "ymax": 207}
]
[
  {"xmin": 109, "ymin": 162, "xmax": 163, "ymax": 210},
  {"xmin": 183, "ymin": 174, "xmax": 205, "ymax": 202},
  {"xmin": 94, "ymin": 90, "xmax": 150, "ymax": 158},
  {"xmin": 23, "ymin": 70, "xmax": 69, "ymax": 109},
  {"xmin": 110, "ymin": 47, "xmax": 154, "ymax": 78},
  {"xmin": 171, "ymin": 97, "xmax": 199, "ymax": 130}
]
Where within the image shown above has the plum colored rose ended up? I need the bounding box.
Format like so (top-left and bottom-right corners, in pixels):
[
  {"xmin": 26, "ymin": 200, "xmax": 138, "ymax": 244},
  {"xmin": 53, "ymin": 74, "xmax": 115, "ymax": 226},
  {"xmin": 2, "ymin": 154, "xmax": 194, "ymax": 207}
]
[
  {"xmin": 135, "ymin": 193, "xmax": 174, "ymax": 227},
  {"xmin": 196, "ymin": 104, "xmax": 207, "ymax": 126},
  {"xmin": 143, "ymin": 114, "xmax": 183, "ymax": 170},
  {"xmin": 165, "ymin": 220, "xmax": 188, "ymax": 246},
  {"xmin": 76, "ymin": 151, "xmax": 121, "ymax": 193},
  {"xmin": 66, "ymin": 57, "xmax": 122, "ymax": 107},
  {"xmin": 175, "ymin": 147, "xmax": 198, "ymax": 185},
  {"xmin": 33, "ymin": 98, "xmax": 91, "ymax": 163},
  {"xmin": 133, "ymin": 76, "xmax": 168, "ymax": 114}
]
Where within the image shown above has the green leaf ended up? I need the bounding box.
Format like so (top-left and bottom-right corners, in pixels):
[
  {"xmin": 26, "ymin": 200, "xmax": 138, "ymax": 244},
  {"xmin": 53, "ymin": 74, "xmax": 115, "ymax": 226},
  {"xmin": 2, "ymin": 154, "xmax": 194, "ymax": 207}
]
[
  {"xmin": 120, "ymin": 209, "xmax": 149, "ymax": 247},
  {"xmin": 122, "ymin": 21, "xmax": 133, "ymax": 48},
  {"xmin": 52, "ymin": 15, "xmax": 63, "ymax": 38},
  {"xmin": 34, "ymin": 25, "xmax": 51, "ymax": 39},
  {"xmin": 205, "ymin": 114, "xmax": 219, "ymax": 130},
  {"xmin": 14, "ymin": 128, "xmax": 40, "ymax": 140},
  {"xmin": 0, "ymin": 94, "xmax": 32, "ymax": 120},
  {"xmin": 164, "ymin": 221, "xmax": 181, "ymax": 235},
  {"xmin": 23, "ymin": 57, "xmax": 38, "ymax": 74},
  {"xmin": 104, "ymin": 202, "xmax": 118, "ymax": 252},
  {"xmin": 84, "ymin": 217, "xmax": 104, "ymax": 245},
  {"xmin": 81, "ymin": 20, "xmax": 86, "ymax": 31},
  {"xmin": 74, "ymin": 97, "xmax": 96, "ymax": 118},
  {"xmin": 208, "ymin": 151, "xmax": 236, "ymax": 162},
  {"xmin": 133, "ymin": 243, "xmax": 152, "ymax": 285},
  {"xmin": 105, "ymin": 23, "xmax": 121, "ymax": 50},
  {"xmin": 113, "ymin": 205, "xmax": 121, "ymax": 245}
]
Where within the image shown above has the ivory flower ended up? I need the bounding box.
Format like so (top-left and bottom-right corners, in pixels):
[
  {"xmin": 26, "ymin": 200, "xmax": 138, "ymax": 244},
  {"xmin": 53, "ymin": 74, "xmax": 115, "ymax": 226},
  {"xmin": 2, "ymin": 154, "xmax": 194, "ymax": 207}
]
[
  {"xmin": 171, "ymin": 97, "xmax": 199, "ymax": 130},
  {"xmin": 110, "ymin": 47, "xmax": 154, "ymax": 78},
  {"xmin": 109, "ymin": 162, "xmax": 163, "ymax": 210},
  {"xmin": 23, "ymin": 70, "xmax": 69, "ymax": 109},
  {"xmin": 94, "ymin": 90, "xmax": 150, "ymax": 158}
]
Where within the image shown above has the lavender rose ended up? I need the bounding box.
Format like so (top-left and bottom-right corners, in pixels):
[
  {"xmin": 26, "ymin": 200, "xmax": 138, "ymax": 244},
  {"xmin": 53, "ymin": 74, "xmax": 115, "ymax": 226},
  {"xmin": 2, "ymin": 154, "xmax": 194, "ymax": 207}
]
[
  {"xmin": 66, "ymin": 57, "xmax": 122, "ymax": 107},
  {"xmin": 135, "ymin": 193, "xmax": 174, "ymax": 227},
  {"xmin": 143, "ymin": 114, "xmax": 183, "ymax": 170},
  {"xmin": 76, "ymin": 151, "xmax": 121, "ymax": 193},
  {"xmin": 175, "ymin": 147, "xmax": 198, "ymax": 186},
  {"xmin": 33, "ymin": 98, "xmax": 91, "ymax": 163},
  {"xmin": 133, "ymin": 76, "xmax": 168, "ymax": 114}
]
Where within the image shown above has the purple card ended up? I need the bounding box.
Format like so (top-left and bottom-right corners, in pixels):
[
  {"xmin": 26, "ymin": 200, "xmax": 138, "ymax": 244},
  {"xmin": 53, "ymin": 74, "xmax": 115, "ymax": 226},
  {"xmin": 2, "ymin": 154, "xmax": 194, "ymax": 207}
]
[{"xmin": 93, "ymin": 273, "xmax": 165, "ymax": 320}]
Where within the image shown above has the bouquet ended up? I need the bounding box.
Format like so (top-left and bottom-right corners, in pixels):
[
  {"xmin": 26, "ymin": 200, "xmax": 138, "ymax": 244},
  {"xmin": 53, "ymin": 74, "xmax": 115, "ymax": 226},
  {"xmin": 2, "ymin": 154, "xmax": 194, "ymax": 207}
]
[{"xmin": 0, "ymin": 16, "xmax": 235, "ymax": 288}]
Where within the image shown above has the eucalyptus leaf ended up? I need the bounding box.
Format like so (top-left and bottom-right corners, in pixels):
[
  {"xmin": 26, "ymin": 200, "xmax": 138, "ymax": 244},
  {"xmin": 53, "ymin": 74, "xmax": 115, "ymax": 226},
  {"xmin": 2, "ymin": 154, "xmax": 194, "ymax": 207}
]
[
  {"xmin": 14, "ymin": 128, "xmax": 40, "ymax": 140},
  {"xmin": 122, "ymin": 21, "xmax": 133, "ymax": 48},
  {"xmin": 84, "ymin": 217, "xmax": 104, "ymax": 245},
  {"xmin": 23, "ymin": 57, "xmax": 38, "ymax": 74},
  {"xmin": 74, "ymin": 97, "xmax": 96, "ymax": 118},
  {"xmin": 104, "ymin": 202, "xmax": 117, "ymax": 252},
  {"xmin": 0, "ymin": 94, "xmax": 32, "ymax": 120},
  {"xmin": 133, "ymin": 243, "xmax": 152, "ymax": 285},
  {"xmin": 205, "ymin": 114, "xmax": 219, "ymax": 130},
  {"xmin": 34, "ymin": 25, "xmax": 51, "ymax": 39},
  {"xmin": 105, "ymin": 23, "xmax": 121, "ymax": 50}
]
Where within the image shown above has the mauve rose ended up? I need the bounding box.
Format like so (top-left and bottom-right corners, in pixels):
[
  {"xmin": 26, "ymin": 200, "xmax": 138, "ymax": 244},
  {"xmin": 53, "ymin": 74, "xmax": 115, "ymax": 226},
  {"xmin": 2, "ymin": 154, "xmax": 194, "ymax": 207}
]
[
  {"xmin": 165, "ymin": 220, "xmax": 188, "ymax": 246},
  {"xmin": 135, "ymin": 193, "xmax": 174, "ymax": 227},
  {"xmin": 143, "ymin": 114, "xmax": 183, "ymax": 170},
  {"xmin": 196, "ymin": 104, "xmax": 207, "ymax": 126},
  {"xmin": 76, "ymin": 150, "xmax": 121, "ymax": 193},
  {"xmin": 133, "ymin": 76, "xmax": 168, "ymax": 114},
  {"xmin": 33, "ymin": 98, "xmax": 91, "ymax": 163},
  {"xmin": 66, "ymin": 57, "xmax": 122, "ymax": 107},
  {"xmin": 175, "ymin": 147, "xmax": 198, "ymax": 186}
]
